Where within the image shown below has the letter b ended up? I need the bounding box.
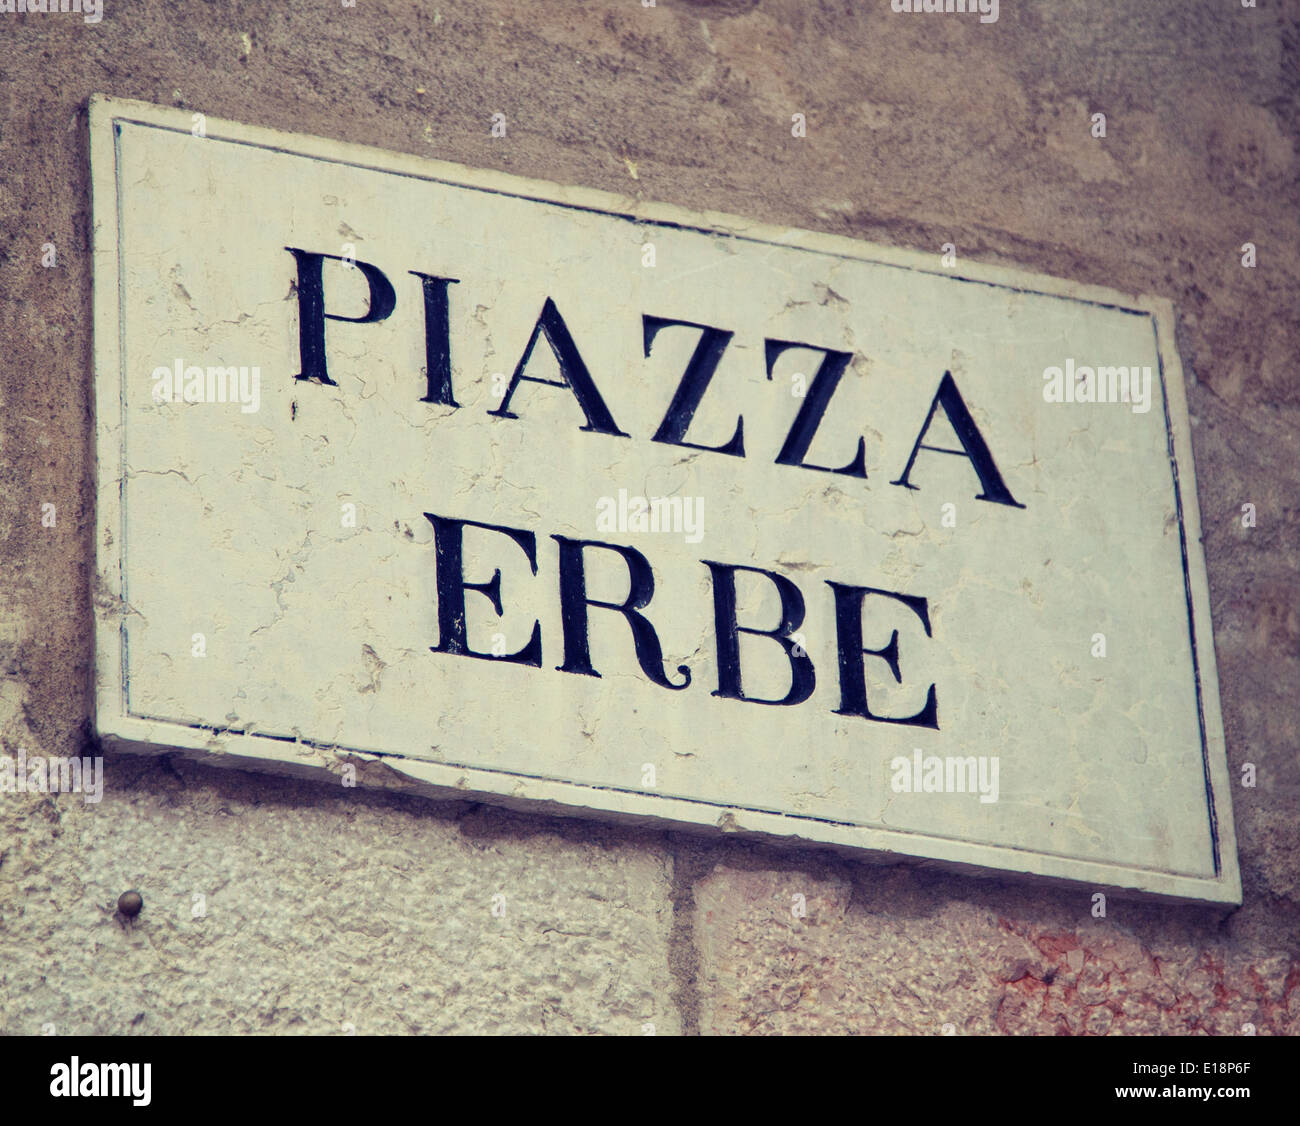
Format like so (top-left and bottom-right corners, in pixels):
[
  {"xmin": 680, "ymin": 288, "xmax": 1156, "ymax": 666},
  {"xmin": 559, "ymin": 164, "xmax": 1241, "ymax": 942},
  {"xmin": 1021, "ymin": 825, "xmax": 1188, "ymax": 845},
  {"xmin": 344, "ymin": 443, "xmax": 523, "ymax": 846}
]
[{"xmin": 704, "ymin": 562, "xmax": 814, "ymax": 706}]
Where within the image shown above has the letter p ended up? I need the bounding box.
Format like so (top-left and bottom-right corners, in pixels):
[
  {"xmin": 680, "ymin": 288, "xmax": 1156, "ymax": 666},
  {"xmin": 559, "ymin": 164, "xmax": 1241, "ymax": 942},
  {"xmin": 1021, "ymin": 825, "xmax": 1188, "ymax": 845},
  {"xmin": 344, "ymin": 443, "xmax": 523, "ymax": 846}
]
[{"xmin": 285, "ymin": 247, "xmax": 397, "ymax": 386}]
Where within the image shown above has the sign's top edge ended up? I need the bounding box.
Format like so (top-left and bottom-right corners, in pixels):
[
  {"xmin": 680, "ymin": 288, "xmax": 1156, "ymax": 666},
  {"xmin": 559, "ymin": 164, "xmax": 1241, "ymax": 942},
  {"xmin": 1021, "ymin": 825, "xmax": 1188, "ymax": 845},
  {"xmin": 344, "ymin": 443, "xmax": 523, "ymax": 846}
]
[{"xmin": 87, "ymin": 93, "xmax": 1172, "ymax": 325}]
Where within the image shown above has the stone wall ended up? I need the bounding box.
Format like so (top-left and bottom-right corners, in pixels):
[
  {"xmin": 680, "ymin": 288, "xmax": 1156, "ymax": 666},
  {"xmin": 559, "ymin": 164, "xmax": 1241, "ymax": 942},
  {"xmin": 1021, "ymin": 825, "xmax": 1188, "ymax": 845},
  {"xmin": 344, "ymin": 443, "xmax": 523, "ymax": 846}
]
[{"xmin": 0, "ymin": 0, "xmax": 1295, "ymax": 1035}]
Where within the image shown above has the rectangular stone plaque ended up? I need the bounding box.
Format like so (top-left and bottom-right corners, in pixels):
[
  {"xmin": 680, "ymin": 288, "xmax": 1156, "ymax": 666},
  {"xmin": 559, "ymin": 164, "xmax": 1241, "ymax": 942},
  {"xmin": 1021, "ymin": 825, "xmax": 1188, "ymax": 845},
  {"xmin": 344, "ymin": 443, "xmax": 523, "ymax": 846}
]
[{"xmin": 91, "ymin": 95, "xmax": 1239, "ymax": 904}]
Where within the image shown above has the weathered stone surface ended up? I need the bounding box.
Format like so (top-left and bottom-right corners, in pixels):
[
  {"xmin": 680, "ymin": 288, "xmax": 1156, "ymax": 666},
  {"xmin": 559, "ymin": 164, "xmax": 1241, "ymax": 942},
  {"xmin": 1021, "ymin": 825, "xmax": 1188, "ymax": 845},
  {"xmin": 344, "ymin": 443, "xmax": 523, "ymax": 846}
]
[
  {"xmin": 693, "ymin": 863, "xmax": 1299, "ymax": 1036},
  {"xmin": 0, "ymin": 747, "xmax": 677, "ymax": 1035}
]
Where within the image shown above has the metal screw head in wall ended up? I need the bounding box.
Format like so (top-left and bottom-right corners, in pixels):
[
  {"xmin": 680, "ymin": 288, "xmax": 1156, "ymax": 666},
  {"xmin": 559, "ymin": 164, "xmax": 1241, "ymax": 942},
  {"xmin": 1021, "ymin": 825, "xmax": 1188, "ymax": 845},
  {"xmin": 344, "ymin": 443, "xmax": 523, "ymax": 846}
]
[{"xmin": 116, "ymin": 890, "xmax": 143, "ymax": 919}]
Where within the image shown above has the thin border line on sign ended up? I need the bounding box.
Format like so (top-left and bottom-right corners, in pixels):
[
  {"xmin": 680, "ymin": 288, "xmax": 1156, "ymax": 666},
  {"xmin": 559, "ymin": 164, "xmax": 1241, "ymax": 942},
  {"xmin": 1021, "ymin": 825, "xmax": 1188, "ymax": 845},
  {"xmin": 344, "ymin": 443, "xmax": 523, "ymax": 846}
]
[
  {"xmin": 106, "ymin": 113, "xmax": 1219, "ymax": 886},
  {"xmin": 115, "ymin": 117, "xmax": 1154, "ymax": 314}
]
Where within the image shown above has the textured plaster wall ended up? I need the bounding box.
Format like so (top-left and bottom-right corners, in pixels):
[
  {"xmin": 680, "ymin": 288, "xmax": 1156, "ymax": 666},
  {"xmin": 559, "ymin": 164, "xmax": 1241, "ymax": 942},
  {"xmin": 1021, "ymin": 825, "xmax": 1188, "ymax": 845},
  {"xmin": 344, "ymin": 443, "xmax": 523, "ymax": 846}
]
[{"xmin": 0, "ymin": 0, "xmax": 1296, "ymax": 1035}]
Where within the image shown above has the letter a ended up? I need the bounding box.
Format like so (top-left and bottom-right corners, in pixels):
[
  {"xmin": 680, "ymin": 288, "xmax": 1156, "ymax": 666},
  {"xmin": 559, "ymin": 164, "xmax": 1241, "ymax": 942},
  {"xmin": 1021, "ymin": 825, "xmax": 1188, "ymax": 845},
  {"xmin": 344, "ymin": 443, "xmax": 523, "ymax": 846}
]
[
  {"xmin": 489, "ymin": 298, "xmax": 626, "ymax": 436},
  {"xmin": 891, "ymin": 371, "xmax": 1025, "ymax": 508}
]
